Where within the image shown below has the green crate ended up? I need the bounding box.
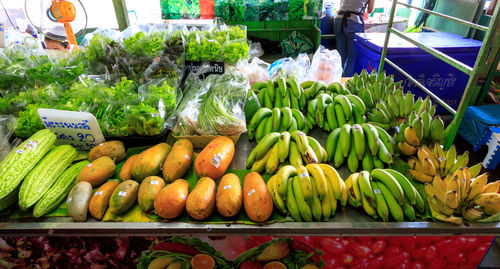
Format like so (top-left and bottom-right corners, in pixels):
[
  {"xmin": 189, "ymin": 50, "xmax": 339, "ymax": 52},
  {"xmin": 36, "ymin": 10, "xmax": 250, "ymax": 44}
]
[{"xmin": 229, "ymin": 20, "xmax": 322, "ymax": 49}]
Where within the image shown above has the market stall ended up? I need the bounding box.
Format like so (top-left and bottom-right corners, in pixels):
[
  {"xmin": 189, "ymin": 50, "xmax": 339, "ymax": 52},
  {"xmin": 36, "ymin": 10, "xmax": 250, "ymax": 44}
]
[{"xmin": 0, "ymin": 0, "xmax": 500, "ymax": 268}]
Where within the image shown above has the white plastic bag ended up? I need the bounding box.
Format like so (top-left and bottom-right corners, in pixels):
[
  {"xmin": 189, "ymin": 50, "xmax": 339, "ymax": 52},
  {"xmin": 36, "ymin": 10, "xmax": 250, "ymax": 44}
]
[
  {"xmin": 237, "ymin": 57, "xmax": 270, "ymax": 85},
  {"xmin": 307, "ymin": 46, "xmax": 343, "ymax": 84}
]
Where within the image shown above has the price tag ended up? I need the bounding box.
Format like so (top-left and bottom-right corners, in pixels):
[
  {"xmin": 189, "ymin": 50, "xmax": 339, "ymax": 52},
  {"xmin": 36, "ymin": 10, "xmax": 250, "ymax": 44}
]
[
  {"xmin": 38, "ymin": 109, "xmax": 105, "ymax": 151},
  {"xmin": 223, "ymin": 185, "xmax": 232, "ymax": 190}
]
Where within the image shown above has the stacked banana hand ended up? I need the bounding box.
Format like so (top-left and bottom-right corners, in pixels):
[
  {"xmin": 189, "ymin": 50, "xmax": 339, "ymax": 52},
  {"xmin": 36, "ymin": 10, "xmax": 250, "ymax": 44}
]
[
  {"xmin": 407, "ymin": 144, "xmax": 476, "ymax": 183},
  {"xmin": 425, "ymin": 167, "xmax": 500, "ymax": 223},
  {"xmin": 248, "ymin": 107, "xmax": 308, "ymax": 141},
  {"xmin": 267, "ymin": 164, "xmax": 347, "ymax": 221},
  {"xmin": 247, "ymin": 131, "xmax": 328, "ymax": 174},
  {"xmin": 251, "ymin": 78, "xmax": 306, "ymax": 111},
  {"xmin": 345, "ymin": 69, "xmax": 402, "ymax": 111},
  {"xmin": 307, "ymin": 93, "xmax": 367, "ymax": 132},
  {"xmin": 347, "ymin": 169, "xmax": 425, "ymax": 221},
  {"xmin": 326, "ymin": 123, "xmax": 394, "ymax": 172},
  {"xmin": 396, "ymin": 97, "xmax": 445, "ymax": 155}
]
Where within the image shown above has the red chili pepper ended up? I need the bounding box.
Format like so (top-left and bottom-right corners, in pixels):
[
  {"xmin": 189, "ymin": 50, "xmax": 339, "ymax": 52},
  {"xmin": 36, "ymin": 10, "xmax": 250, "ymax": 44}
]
[
  {"xmin": 291, "ymin": 239, "xmax": 322, "ymax": 264},
  {"xmin": 152, "ymin": 242, "xmax": 201, "ymax": 256}
]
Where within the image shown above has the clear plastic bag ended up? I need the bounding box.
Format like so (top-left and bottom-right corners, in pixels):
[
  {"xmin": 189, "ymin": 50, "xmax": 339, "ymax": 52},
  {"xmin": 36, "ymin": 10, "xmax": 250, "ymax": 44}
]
[
  {"xmin": 269, "ymin": 53, "xmax": 310, "ymax": 83},
  {"xmin": 138, "ymin": 78, "xmax": 183, "ymax": 121},
  {"xmin": 307, "ymin": 46, "xmax": 343, "ymax": 84},
  {"xmin": 172, "ymin": 67, "xmax": 249, "ymax": 136},
  {"xmin": 0, "ymin": 115, "xmax": 17, "ymax": 162},
  {"xmin": 237, "ymin": 57, "xmax": 270, "ymax": 85}
]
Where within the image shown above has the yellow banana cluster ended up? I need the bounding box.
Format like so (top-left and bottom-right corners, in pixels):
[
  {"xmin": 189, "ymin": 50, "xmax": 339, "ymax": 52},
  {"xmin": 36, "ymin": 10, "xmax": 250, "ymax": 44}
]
[
  {"xmin": 246, "ymin": 131, "xmax": 328, "ymax": 174},
  {"xmin": 424, "ymin": 167, "xmax": 500, "ymax": 223},
  {"xmin": 397, "ymin": 109, "xmax": 445, "ymax": 156},
  {"xmin": 347, "ymin": 169, "xmax": 425, "ymax": 221},
  {"xmin": 407, "ymin": 144, "xmax": 477, "ymax": 183},
  {"xmin": 266, "ymin": 164, "xmax": 346, "ymax": 222}
]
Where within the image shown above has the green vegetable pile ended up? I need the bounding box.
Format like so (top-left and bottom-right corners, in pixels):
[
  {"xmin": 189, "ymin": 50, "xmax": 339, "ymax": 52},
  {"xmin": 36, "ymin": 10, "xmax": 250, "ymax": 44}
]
[
  {"xmin": 185, "ymin": 24, "xmax": 249, "ymax": 64},
  {"xmin": 0, "ymin": 28, "xmax": 184, "ymax": 138},
  {"xmin": 288, "ymin": 0, "xmax": 305, "ymax": 20},
  {"xmin": 172, "ymin": 69, "xmax": 249, "ymax": 136},
  {"xmin": 160, "ymin": 0, "xmax": 200, "ymax": 19}
]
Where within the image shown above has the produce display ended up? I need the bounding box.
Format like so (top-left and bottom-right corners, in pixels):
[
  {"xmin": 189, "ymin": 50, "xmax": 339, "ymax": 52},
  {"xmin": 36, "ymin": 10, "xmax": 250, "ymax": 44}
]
[
  {"xmin": 184, "ymin": 24, "xmax": 249, "ymax": 64},
  {"xmin": 137, "ymin": 237, "xmax": 231, "ymax": 269},
  {"xmin": 266, "ymin": 163, "xmax": 346, "ymax": 222},
  {"xmin": 246, "ymin": 131, "xmax": 329, "ymax": 173},
  {"xmin": 326, "ymin": 123, "xmax": 394, "ymax": 172},
  {"xmin": 233, "ymin": 237, "xmax": 324, "ymax": 268},
  {"xmin": 347, "ymin": 169, "xmax": 425, "ymax": 222}
]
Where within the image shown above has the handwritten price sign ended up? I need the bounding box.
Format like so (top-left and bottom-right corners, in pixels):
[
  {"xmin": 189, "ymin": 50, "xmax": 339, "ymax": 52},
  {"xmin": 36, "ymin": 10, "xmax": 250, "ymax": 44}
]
[{"xmin": 37, "ymin": 109, "xmax": 105, "ymax": 150}]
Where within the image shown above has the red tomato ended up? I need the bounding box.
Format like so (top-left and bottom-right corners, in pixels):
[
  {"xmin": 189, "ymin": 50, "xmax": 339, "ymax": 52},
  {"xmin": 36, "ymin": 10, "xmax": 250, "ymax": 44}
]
[
  {"xmin": 394, "ymin": 260, "xmax": 411, "ymax": 269},
  {"xmin": 427, "ymin": 258, "xmax": 446, "ymax": 269},
  {"xmin": 400, "ymin": 236, "xmax": 418, "ymax": 250},
  {"xmin": 417, "ymin": 237, "xmax": 434, "ymax": 247},
  {"xmin": 387, "ymin": 237, "xmax": 402, "ymax": 247},
  {"xmin": 371, "ymin": 240, "xmax": 386, "ymax": 255},
  {"xmin": 465, "ymin": 237, "xmax": 478, "ymax": 245},
  {"xmin": 348, "ymin": 243, "xmax": 372, "ymax": 258},
  {"xmin": 424, "ymin": 245, "xmax": 437, "ymax": 260},
  {"xmin": 434, "ymin": 239, "xmax": 453, "ymax": 250},
  {"xmin": 358, "ymin": 237, "xmax": 373, "ymax": 245},
  {"xmin": 340, "ymin": 253, "xmax": 353, "ymax": 265},
  {"xmin": 350, "ymin": 258, "xmax": 370, "ymax": 269},
  {"xmin": 411, "ymin": 247, "xmax": 425, "ymax": 260},
  {"xmin": 369, "ymin": 255, "xmax": 385, "ymax": 269},
  {"xmin": 382, "ymin": 251, "xmax": 407, "ymax": 268},
  {"xmin": 384, "ymin": 246, "xmax": 401, "ymax": 256},
  {"xmin": 323, "ymin": 255, "xmax": 341, "ymax": 267},
  {"xmin": 239, "ymin": 261, "xmax": 263, "ymax": 269},
  {"xmin": 412, "ymin": 261, "xmax": 424, "ymax": 269},
  {"xmin": 341, "ymin": 239, "xmax": 350, "ymax": 247},
  {"xmin": 320, "ymin": 238, "xmax": 346, "ymax": 255}
]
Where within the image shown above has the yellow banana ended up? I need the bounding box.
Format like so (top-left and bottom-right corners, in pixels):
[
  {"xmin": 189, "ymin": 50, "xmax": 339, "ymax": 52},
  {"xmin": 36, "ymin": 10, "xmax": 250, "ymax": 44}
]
[
  {"xmin": 321, "ymin": 191, "xmax": 332, "ymax": 221},
  {"xmin": 431, "ymin": 175, "xmax": 447, "ymax": 200},
  {"xmin": 358, "ymin": 171, "xmax": 377, "ymax": 208},
  {"xmin": 302, "ymin": 145, "xmax": 319, "ymax": 164},
  {"xmin": 371, "ymin": 181, "xmax": 390, "ymax": 221},
  {"xmin": 296, "ymin": 166, "xmax": 314, "ymax": 204},
  {"xmin": 361, "ymin": 191, "xmax": 378, "ymax": 219},
  {"xmin": 428, "ymin": 197, "xmax": 463, "ymax": 224},
  {"xmin": 398, "ymin": 141, "xmax": 417, "ymax": 155},
  {"xmin": 444, "ymin": 190, "xmax": 459, "ymax": 209},
  {"xmin": 444, "ymin": 144, "xmax": 457, "ymax": 175},
  {"xmin": 443, "ymin": 174, "xmax": 453, "ymax": 187},
  {"xmin": 461, "ymin": 168, "xmax": 472, "ymax": 203},
  {"xmin": 408, "ymin": 157, "xmax": 419, "ymax": 170},
  {"xmin": 289, "ymin": 141, "xmax": 303, "ymax": 167},
  {"xmin": 446, "ymin": 175, "xmax": 461, "ymax": 198},
  {"xmin": 419, "ymin": 146, "xmax": 440, "ymax": 170},
  {"xmin": 349, "ymin": 173, "xmax": 362, "ymax": 207},
  {"xmin": 276, "ymin": 165, "xmax": 297, "ymax": 197},
  {"xmin": 252, "ymin": 148, "xmax": 272, "ymax": 173},
  {"xmin": 474, "ymin": 193, "xmax": 500, "ymax": 208},
  {"xmin": 467, "ymin": 172, "xmax": 489, "ymax": 201},
  {"xmin": 404, "ymin": 126, "xmax": 420, "ymax": 146},
  {"xmin": 482, "ymin": 202, "xmax": 500, "ymax": 216},
  {"xmin": 433, "ymin": 143, "xmax": 446, "ymax": 162},
  {"xmin": 291, "ymin": 130, "xmax": 309, "ymax": 154},
  {"xmin": 265, "ymin": 143, "xmax": 280, "ymax": 174},
  {"xmin": 339, "ymin": 178, "xmax": 348, "ymax": 207},
  {"xmin": 481, "ymin": 180, "xmax": 500, "ymax": 194},
  {"xmin": 317, "ymin": 164, "xmax": 343, "ymax": 200},
  {"xmin": 277, "ymin": 132, "xmax": 291, "ymax": 163},
  {"xmin": 428, "ymin": 195, "xmax": 454, "ymax": 216},
  {"xmin": 292, "ymin": 176, "xmax": 313, "ymax": 222},
  {"xmin": 271, "ymin": 176, "xmax": 288, "ymax": 214},
  {"xmin": 306, "ymin": 164, "xmax": 328, "ymax": 200},
  {"xmin": 286, "ymin": 177, "xmax": 302, "ymax": 221},
  {"xmin": 408, "ymin": 169, "xmax": 433, "ymax": 183},
  {"xmin": 469, "ymin": 163, "xmax": 483, "ymax": 178},
  {"xmin": 462, "ymin": 207, "xmax": 483, "ymax": 221},
  {"xmin": 310, "ymin": 179, "xmax": 323, "ymax": 221},
  {"xmin": 325, "ymin": 179, "xmax": 338, "ymax": 217},
  {"xmin": 421, "ymin": 158, "xmax": 437, "ymax": 176}
]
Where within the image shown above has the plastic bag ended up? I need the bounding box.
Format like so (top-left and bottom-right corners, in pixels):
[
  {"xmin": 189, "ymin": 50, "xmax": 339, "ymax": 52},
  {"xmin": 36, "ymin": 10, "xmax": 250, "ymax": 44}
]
[
  {"xmin": 0, "ymin": 115, "xmax": 18, "ymax": 162},
  {"xmin": 172, "ymin": 67, "xmax": 249, "ymax": 136},
  {"xmin": 307, "ymin": 46, "xmax": 343, "ymax": 84},
  {"xmin": 237, "ymin": 57, "xmax": 270, "ymax": 85},
  {"xmin": 248, "ymin": 42, "xmax": 264, "ymax": 60},
  {"xmin": 269, "ymin": 53, "xmax": 310, "ymax": 83},
  {"xmin": 138, "ymin": 78, "xmax": 183, "ymax": 121}
]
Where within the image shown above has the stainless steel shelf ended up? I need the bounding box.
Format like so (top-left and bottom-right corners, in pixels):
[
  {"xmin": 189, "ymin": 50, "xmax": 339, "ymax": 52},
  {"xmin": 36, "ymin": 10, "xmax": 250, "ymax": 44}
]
[{"xmin": 2, "ymin": 131, "xmax": 500, "ymax": 237}]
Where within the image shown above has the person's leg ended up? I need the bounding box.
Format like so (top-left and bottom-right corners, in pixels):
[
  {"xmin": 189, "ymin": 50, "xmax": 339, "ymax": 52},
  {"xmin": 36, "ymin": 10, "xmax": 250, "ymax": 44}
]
[
  {"xmin": 334, "ymin": 17, "xmax": 347, "ymax": 69},
  {"xmin": 343, "ymin": 21, "xmax": 364, "ymax": 77}
]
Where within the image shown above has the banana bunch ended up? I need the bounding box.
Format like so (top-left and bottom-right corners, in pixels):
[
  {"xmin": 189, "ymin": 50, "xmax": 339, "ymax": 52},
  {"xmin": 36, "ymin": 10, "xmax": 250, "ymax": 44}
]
[
  {"xmin": 251, "ymin": 78, "xmax": 306, "ymax": 111},
  {"xmin": 266, "ymin": 164, "xmax": 347, "ymax": 221},
  {"xmin": 407, "ymin": 144, "xmax": 475, "ymax": 183},
  {"xmin": 306, "ymin": 93, "xmax": 367, "ymax": 132},
  {"xmin": 247, "ymin": 107, "xmax": 308, "ymax": 141},
  {"xmin": 247, "ymin": 131, "xmax": 328, "ymax": 174},
  {"xmin": 346, "ymin": 69, "xmax": 402, "ymax": 111},
  {"xmin": 395, "ymin": 98, "xmax": 445, "ymax": 155},
  {"xmin": 301, "ymin": 80, "xmax": 351, "ymax": 101},
  {"xmin": 347, "ymin": 169, "xmax": 425, "ymax": 221},
  {"xmin": 425, "ymin": 167, "xmax": 500, "ymax": 223},
  {"xmin": 326, "ymin": 123, "xmax": 395, "ymax": 172}
]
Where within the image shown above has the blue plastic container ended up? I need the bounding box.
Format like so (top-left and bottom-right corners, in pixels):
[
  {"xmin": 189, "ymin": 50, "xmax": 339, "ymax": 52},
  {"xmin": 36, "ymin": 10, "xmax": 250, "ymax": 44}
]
[
  {"xmin": 353, "ymin": 32, "xmax": 482, "ymax": 114},
  {"xmin": 320, "ymin": 2, "xmax": 335, "ymax": 49}
]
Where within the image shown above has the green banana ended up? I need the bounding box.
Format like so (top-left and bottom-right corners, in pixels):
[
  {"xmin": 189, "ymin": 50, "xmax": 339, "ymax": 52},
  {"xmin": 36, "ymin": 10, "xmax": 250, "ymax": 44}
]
[
  {"xmin": 271, "ymin": 107, "xmax": 281, "ymax": 132},
  {"xmin": 359, "ymin": 171, "xmax": 377, "ymax": 208},
  {"xmin": 291, "ymin": 109, "xmax": 306, "ymax": 131},
  {"xmin": 374, "ymin": 125, "xmax": 395, "ymax": 155},
  {"xmin": 334, "ymin": 95, "xmax": 353, "ymax": 120},
  {"xmin": 288, "ymin": 117, "xmax": 298, "ymax": 132},
  {"xmin": 286, "ymin": 176, "xmax": 302, "ymax": 221},
  {"xmin": 411, "ymin": 116, "xmax": 424, "ymax": 141},
  {"xmin": 387, "ymin": 94, "xmax": 400, "ymax": 117},
  {"xmin": 307, "ymin": 137, "xmax": 325, "ymax": 164},
  {"xmin": 430, "ymin": 117, "xmax": 445, "ymax": 142},
  {"xmin": 326, "ymin": 129, "xmax": 341, "ymax": 162},
  {"xmin": 340, "ymin": 124, "xmax": 352, "ymax": 158},
  {"xmin": 255, "ymin": 116, "xmax": 270, "ymax": 142},
  {"xmin": 246, "ymin": 132, "xmax": 281, "ymax": 168},
  {"xmin": 371, "ymin": 169, "xmax": 405, "ymax": 205},
  {"xmin": 292, "ymin": 176, "xmax": 313, "ymax": 222},
  {"xmin": 334, "ymin": 104, "xmax": 346, "ymax": 127},
  {"xmin": 352, "ymin": 105, "xmax": 365, "ymax": 124},
  {"xmin": 277, "ymin": 132, "xmax": 291, "ymax": 163},
  {"xmin": 347, "ymin": 137, "xmax": 359, "ymax": 173},
  {"xmin": 378, "ymin": 182, "xmax": 404, "ymax": 222},
  {"xmin": 334, "ymin": 140, "xmax": 344, "ymax": 168},
  {"xmin": 310, "ymin": 180, "xmax": 323, "ymax": 221},
  {"xmin": 287, "ymin": 78, "xmax": 301, "ymax": 98},
  {"xmin": 402, "ymin": 198, "xmax": 416, "ymax": 221},
  {"xmin": 251, "ymin": 81, "xmax": 267, "ymax": 90},
  {"xmin": 266, "ymin": 80, "xmax": 275, "ymax": 100},
  {"xmin": 277, "ymin": 77, "xmax": 287, "ymax": 96},
  {"xmin": 421, "ymin": 110, "xmax": 432, "ymax": 140},
  {"xmin": 377, "ymin": 140, "xmax": 393, "ymax": 165},
  {"xmin": 384, "ymin": 169, "xmax": 417, "ymax": 205},
  {"xmin": 280, "ymin": 107, "xmax": 293, "ymax": 131},
  {"xmin": 326, "ymin": 103, "xmax": 338, "ymax": 130},
  {"xmin": 249, "ymin": 108, "xmax": 272, "ymax": 133},
  {"xmin": 372, "ymin": 156, "xmax": 385, "ymax": 169},
  {"xmin": 352, "ymin": 124, "xmax": 366, "ymax": 160},
  {"xmin": 371, "ymin": 181, "xmax": 390, "ymax": 221},
  {"xmin": 346, "ymin": 94, "xmax": 366, "ymax": 115},
  {"xmin": 361, "ymin": 147, "xmax": 374, "ymax": 172},
  {"xmin": 289, "ymin": 141, "xmax": 303, "ymax": 167},
  {"xmin": 361, "ymin": 123, "xmax": 379, "ymax": 156}
]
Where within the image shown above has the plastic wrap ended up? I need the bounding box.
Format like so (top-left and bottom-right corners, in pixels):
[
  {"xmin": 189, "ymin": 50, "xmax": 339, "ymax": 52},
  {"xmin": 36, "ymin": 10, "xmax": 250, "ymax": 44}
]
[
  {"xmin": 307, "ymin": 46, "xmax": 343, "ymax": 84},
  {"xmin": 172, "ymin": 68, "xmax": 249, "ymax": 136},
  {"xmin": 237, "ymin": 57, "xmax": 270, "ymax": 85},
  {"xmin": 0, "ymin": 115, "xmax": 17, "ymax": 162},
  {"xmin": 269, "ymin": 53, "xmax": 310, "ymax": 83}
]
